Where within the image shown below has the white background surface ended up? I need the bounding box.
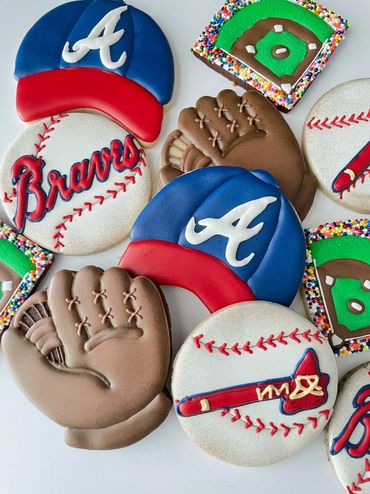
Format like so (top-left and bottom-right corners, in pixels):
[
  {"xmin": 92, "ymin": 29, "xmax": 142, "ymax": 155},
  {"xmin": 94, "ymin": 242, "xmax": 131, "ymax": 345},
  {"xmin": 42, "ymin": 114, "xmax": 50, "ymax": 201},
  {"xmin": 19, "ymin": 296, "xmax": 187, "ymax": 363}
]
[{"xmin": 0, "ymin": 0, "xmax": 369, "ymax": 493}]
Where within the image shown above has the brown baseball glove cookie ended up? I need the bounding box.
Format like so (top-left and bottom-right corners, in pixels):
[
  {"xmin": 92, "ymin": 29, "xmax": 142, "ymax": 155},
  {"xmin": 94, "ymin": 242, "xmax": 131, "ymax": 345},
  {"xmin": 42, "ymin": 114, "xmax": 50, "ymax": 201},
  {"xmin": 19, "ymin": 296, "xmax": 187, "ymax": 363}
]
[
  {"xmin": 2, "ymin": 266, "xmax": 172, "ymax": 450},
  {"xmin": 160, "ymin": 89, "xmax": 316, "ymax": 220}
]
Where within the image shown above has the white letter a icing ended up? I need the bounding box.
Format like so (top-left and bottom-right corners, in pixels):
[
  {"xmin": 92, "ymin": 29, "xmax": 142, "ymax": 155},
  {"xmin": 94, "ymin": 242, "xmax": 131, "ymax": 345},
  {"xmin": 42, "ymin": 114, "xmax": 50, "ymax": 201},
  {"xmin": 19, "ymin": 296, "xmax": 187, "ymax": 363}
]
[
  {"xmin": 62, "ymin": 4, "xmax": 128, "ymax": 69},
  {"xmin": 185, "ymin": 196, "xmax": 277, "ymax": 268}
]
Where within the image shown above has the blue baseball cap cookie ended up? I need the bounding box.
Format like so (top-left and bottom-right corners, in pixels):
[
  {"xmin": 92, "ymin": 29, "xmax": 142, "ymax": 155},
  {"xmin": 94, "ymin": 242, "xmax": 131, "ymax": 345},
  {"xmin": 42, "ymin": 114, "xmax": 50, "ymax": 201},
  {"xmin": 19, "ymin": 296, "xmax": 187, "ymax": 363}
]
[
  {"xmin": 15, "ymin": 0, "xmax": 174, "ymax": 144},
  {"xmin": 120, "ymin": 167, "xmax": 306, "ymax": 312}
]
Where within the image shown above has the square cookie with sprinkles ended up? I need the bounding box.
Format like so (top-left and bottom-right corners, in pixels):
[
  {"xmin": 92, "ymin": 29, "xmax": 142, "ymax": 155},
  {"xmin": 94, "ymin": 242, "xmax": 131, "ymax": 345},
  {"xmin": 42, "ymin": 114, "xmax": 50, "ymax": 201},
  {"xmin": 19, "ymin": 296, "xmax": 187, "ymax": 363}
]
[
  {"xmin": 192, "ymin": 0, "xmax": 349, "ymax": 112},
  {"xmin": 0, "ymin": 223, "xmax": 53, "ymax": 335},
  {"xmin": 303, "ymin": 219, "xmax": 370, "ymax": 357}
]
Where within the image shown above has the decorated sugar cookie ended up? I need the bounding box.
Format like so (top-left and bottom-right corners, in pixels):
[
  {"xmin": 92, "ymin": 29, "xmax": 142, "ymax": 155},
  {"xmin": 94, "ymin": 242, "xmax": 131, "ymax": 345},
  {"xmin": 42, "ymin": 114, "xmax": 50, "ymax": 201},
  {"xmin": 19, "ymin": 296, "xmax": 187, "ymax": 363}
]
[
  {"xmin": 0, "ymin": 112, "xmax": 151, "ymax": 255},
  {"xmin": 3, "ymin": 266, "xmax": 172, "ymax": 450},
  {"xmin": 303, "ymin": 79, "xmax": 370, "ymax": 213},
  {"xmin": 15, "ymin": 0, "xmax": 174, "ymax": 144},
  {"xmin": 192, "ymin": 0, "xmax": 348, "ymax": 112},
  {"xmin": 172, "ymin": 302, "xmax": 338, "ymax": 466},
  {"xmin": 120, "ymin": 167, "xmax": 305, "ymax": 312},
  {"xmin": 327, "ymin": 363, "xmax": 370, "ymax": 493},
  {"xmin": 160, "ymin": 89, "xmax": 316, "ymax": 219},
  {"xmin": 0, "ymin": 223, "xmax": 53, "ymax": 335},
  {"xmin": 303, "ymin": 219, "xmax": 370, "ymax": 357}
]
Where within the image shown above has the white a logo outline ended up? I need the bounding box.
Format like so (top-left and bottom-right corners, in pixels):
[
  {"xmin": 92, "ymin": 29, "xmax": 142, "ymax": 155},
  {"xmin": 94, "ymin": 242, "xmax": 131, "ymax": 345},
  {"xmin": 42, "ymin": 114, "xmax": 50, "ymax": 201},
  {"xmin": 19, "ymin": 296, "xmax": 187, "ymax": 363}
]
[
  {"xmin": 62, "ymin": 3, "xmax": 128, "ymax": 70},
  {"xmin": 185, "ymin": 196, "xmax": 277, "ymax": 268}
]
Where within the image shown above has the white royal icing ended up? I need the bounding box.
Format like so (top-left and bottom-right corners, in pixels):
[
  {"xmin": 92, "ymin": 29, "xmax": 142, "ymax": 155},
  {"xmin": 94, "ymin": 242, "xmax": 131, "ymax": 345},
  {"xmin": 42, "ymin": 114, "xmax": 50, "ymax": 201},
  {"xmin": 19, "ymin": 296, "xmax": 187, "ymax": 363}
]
[
  {"xmin": 185, "ymin": 196, "xmax": 277, "ymax": 268},
  {"xmin": 2, "ymin": 280, "xmax": 13, "ymax": 292},
  {"xmin": 62, "ymin": 3, "xmax": 128, "ymax": 70}
]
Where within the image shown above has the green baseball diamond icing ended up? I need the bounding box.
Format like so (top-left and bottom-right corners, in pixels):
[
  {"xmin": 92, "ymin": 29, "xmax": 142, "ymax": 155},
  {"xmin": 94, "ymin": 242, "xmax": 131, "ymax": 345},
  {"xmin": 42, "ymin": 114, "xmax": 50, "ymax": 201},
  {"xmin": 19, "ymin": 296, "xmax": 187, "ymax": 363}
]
[
  {"xmin": 255, "ymin": 31, "xmax": 307, "ymax": 76},
  {"xmin": 332, "ymin": 278, "xmax": 370, "ymax": 332},
  {"xmin": 215, "ymin": 0, "xmax": 334, "ymax": 52},
  {"xmin": 0, "ymin": 239, "xmax": 34, "ymax": 277},
  {"xmin": 310, "ymin": 236, "xmax": 370, "ymax": 268}
]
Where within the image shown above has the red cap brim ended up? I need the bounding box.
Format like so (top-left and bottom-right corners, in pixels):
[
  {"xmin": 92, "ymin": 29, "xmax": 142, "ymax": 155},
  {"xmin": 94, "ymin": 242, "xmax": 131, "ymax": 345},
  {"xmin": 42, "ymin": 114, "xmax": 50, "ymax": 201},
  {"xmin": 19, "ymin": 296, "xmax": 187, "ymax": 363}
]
[
  {"xmin": 119, "ymin": 240, "xmax": 256, "ymax": 313},
  {"xmin": 16, "ymin": 68, "xmax": 163, "ymax": 144}
]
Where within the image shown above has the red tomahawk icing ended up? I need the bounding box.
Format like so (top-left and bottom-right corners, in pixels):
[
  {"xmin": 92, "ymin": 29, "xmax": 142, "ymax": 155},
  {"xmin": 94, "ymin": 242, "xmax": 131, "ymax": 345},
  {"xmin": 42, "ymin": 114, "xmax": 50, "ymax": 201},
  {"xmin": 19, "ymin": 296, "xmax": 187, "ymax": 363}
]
[
  {"xmin": 177, "ymin": 349, "xmax": 329, "ymax": 417},
  {"xmin": 332, "ymin": 141, "xmax": 370, "ymax": 195}
]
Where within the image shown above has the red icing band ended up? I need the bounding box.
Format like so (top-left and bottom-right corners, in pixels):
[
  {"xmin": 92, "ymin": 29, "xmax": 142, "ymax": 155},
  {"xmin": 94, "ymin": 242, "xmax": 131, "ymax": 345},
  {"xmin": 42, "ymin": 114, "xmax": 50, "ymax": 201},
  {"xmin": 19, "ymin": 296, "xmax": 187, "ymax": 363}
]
[
  {"xmin": 17, "ymin": 68, "xmax": 164, "ymax": 143},
  {"xmin": 119, "ymin": 240, "xmax": 256, "ymax": 313}
]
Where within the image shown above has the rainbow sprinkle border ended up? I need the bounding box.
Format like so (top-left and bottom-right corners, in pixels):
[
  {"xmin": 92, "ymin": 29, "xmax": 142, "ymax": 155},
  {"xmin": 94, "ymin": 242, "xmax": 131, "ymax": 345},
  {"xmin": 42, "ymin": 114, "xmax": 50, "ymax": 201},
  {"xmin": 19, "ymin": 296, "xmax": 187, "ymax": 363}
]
[
  {"xmin": 303, "ymin": 219, "xmax": 370, "ymax": 357},
  {"xmin": 192, "ymin": 0, "xmax": 349, "ymax": 111},
  {"xmin": 0, "ymin": 223, "xmax": 54, "ymax": 334}
]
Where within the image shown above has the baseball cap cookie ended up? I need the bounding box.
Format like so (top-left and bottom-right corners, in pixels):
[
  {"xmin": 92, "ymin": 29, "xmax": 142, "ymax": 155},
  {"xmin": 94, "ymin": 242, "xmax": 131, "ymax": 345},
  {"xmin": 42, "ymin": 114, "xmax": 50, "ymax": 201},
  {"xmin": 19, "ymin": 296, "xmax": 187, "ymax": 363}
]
[
  {"xmin": 327, "ymin": 362, "xmax": 370, "ymax": 493},
  {"xmin": 120, "ymin": 167, "xmax": 306, "ymax": 312},
  {"xmin": 0, "ymin": 112, "xmax": 152, "ymax": 255},
  {"xmin": 15, "ymin": 0, "xmax": 174, "ymax": 145},
  {"xmin": 172, "ymin": 302, "xmax": 338, "ymax": 466}
]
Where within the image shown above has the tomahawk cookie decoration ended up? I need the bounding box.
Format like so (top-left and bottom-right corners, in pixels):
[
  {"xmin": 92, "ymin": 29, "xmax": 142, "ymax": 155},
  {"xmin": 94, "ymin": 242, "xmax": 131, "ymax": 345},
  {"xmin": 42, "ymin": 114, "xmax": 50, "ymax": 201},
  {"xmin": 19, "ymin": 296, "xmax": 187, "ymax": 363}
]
[
  {"xmin": 303, "ymin": 219, "xmax": 370, "ymax": 356},
  {"xmin": 2, "ymin": 266, "xmax": 172, "ymax": 450},
  {"xmin": 192, "ymin": 0, "xmax": 348, "ymax": 111},
  {"xmin": 172, "ymin": 302, "xmax": 338, "ymax": 466}
]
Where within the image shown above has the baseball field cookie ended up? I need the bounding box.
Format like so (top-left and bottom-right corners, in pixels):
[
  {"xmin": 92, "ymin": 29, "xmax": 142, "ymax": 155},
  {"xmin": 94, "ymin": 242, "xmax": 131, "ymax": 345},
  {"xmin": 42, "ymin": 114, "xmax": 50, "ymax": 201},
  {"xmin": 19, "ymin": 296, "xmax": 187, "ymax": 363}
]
[
  {"xmin": 0, "ymin": 112, "xmax": 151, "ymax": 255},
  {"xmin": 15, "ymin": 0, "xmax": 174, "ymax": 145},
  {"xmin": 303, "ymin": 219, "xmax": 370, "ymax": 357},
  {"xmin": 303, "ymin": 79, "xmax": 370, "ymax": 213},
  {"xmin": 192, "ymin": 0, "xmax": 348, "ymax": 112},
  {"xmin": 2, "ymin": 266, "xmax": 172, "ymax": 450},
  {"xmin": 327, "ymin": 363, "xmax": 370, "ymax": 494},
  {"xmin": 120, "ymin": 167, "xmax": 305, "ymax": 312},
  {"xmin": 0, "ymin": 223, "xmax": 53, "ymax": 336},
  {"xmin": 172, "ymin": 301, "xmax": 338, "ymax": 466},
  {"xmin": 160, "ymin": 89, "xmax": 316, "ymax": 219}
]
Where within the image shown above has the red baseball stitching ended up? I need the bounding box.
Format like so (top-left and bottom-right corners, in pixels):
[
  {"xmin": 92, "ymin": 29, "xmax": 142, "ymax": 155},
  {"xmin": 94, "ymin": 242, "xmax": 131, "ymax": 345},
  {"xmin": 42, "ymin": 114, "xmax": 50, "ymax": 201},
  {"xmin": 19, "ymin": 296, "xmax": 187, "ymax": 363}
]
[
  {"xmin": 2, "ymin": 114, "xmax": 69, "ymax": 205},
  {"xmin": 193, "ymin": 329, "xmax": 325, "ymax": 356},
  {"xmin": 306, "ymin": 109, "xmax": 370, "ymax": 131},
  {"xmin": 346, "ymin": 458, "xmax": 370, "ymax": 494},
  {"xmin": 221, "ymin": 408, "xmax": 331, "ymax": 437},
  {"xmin": 53, "ymin": 157, "xmax": 147, "ymax": 251}
]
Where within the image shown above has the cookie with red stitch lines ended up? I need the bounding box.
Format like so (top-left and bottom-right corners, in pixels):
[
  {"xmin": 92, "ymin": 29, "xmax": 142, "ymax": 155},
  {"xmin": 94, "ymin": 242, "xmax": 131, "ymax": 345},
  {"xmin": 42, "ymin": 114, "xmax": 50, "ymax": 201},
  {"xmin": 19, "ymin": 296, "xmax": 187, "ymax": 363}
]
[
  {"xmin": 172, "ymin": 301, "xmax": 338, "ymax": 467},
  {"xmin": 327, "ymin": 362, "xmax": 370, "ymax": 494},
  {"xmin": 303, "ymin": 79, "xmax": 370, "ymax": 213},
  {"xmin": 0, "ymin": 112, "xmax": 152, "ymax": 255}
]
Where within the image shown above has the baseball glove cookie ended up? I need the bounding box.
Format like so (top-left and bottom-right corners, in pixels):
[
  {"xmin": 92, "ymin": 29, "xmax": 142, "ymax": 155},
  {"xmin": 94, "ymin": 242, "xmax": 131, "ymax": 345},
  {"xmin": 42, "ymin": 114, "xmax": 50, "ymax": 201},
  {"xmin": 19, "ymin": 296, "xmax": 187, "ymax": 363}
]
[
  {"xmin": 160, "ymin": 90, "xmax": 316, "ymax": 219},
  {"xmin": 172, "ymin": 302, "xmax": 338, "ymax": 466},
  {"xmin": 2, "ymin": 266, "xmax": 172, "ymax": 450},
  {"xmin": 327, "ymin": 363, "xmax": 370, "ymax": 494}
]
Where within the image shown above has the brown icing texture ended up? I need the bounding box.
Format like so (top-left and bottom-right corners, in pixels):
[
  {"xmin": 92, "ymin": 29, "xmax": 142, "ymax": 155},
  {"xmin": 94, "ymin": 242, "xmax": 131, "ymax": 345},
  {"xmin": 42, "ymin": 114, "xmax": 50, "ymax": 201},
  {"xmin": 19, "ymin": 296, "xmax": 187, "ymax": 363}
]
[
  {"xmin": 0, "ymin": 262, "xmax": 22, "ymax": 312},
  {"xmin": 317, "ymin": 259, "xmax": 370, "ymax": 345},
  {"xmin": 160, "ymin": 89, "xmax": 316, "ymax": 219},
  {"xmin": 3, "ymin": 266, "xmax": 172, "ymax": 450}
]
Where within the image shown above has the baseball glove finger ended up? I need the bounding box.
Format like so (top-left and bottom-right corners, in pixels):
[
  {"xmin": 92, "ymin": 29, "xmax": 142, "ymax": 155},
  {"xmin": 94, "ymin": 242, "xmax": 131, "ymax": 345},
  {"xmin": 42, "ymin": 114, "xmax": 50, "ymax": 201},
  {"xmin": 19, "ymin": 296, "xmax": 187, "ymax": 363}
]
[
  {"xmin": 64, "ymin": 391, "xmax": 172, "ymax": 450},
  {"xmin": 215, "ymin": 90, "xmax": 258, "ymax": 137},
  {"xmin": 196, "ymin": 95, "xmax": 236, "ymax": 150}
]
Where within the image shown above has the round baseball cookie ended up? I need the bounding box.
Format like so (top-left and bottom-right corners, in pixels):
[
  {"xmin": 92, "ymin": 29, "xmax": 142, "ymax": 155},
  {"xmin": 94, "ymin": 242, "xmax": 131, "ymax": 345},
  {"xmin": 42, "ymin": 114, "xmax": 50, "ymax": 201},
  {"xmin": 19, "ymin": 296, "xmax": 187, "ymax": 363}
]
[
  {"xmin": 2, "ymin": 266, "xmax": 172, "ymax": 450},
  {"xmin": 15, "ymin": 0, "xmax": 174, "ymax": 145},
  {"xmin": 0, "ymin": 112, "xmax": 151, "ymax": 255},
  {"xmin": 120, "ymin": 166, "xmax": 306, "ymax": 312},
  {"xmin": 172, "ymin": 302, "xmax": 338, "ymax": 467},
  {"xmin": 327, "ymin": 362, "xmax": 370, "ymax": 493},
  {"xmin": 160, "ymin": 89, "xmax": 316, "ymax": 220},
  {"xmin": 303, "ymin": 79, "xmax": 370, "ymax": 213}
]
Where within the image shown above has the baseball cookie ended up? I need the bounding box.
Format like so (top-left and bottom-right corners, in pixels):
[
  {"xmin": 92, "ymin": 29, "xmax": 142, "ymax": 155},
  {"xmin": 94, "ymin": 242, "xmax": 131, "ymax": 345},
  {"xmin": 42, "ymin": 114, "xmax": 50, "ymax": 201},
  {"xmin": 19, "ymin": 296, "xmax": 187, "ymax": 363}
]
[
  {"xmin": 303, "ymin": 219, "xmax": 370, "ymax": 357},
  {"xmin": 303, "ymin": 79, "xmax": 370, "ymax": 213},
  {"xmin": 2, "ymin": 266, "xmax": 172, "ymax": 450},
  {"xmin": 160, "ymin": 89, "xmax": 316, "ymax": 219},
  {"xmin": 192, "ymin": 0, "xmax": 348, "ymax": 112},
  {"xmin": 172, "ymin": 301, "xmax": 338, "ymax": 466},
  {"xmin": 0, "ymin": 112, "xmax": 151, "ymax": 255},
  {"xmin": 15, "ymin": 0, "xmax": 174, "ymax": 144},
  {"xmin": 0, "ymin": 223, "xmax": 53, "ymax": 336},
  {"xmin": 327, "ymin": 362, "xmax": 370, "ymax": 494},
  {"xmin": 120, "ymin": 167, "xmax": 306, "ymax": 312}
]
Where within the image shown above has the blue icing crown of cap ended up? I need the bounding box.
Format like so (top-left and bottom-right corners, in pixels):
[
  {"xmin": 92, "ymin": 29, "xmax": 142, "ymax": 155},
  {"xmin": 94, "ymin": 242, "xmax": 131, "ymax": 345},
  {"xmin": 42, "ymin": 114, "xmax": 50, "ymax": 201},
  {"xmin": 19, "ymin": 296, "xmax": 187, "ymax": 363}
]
[{"xmin": 15, "ymin": 0, "xmax": 174, "ymax": 105}]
